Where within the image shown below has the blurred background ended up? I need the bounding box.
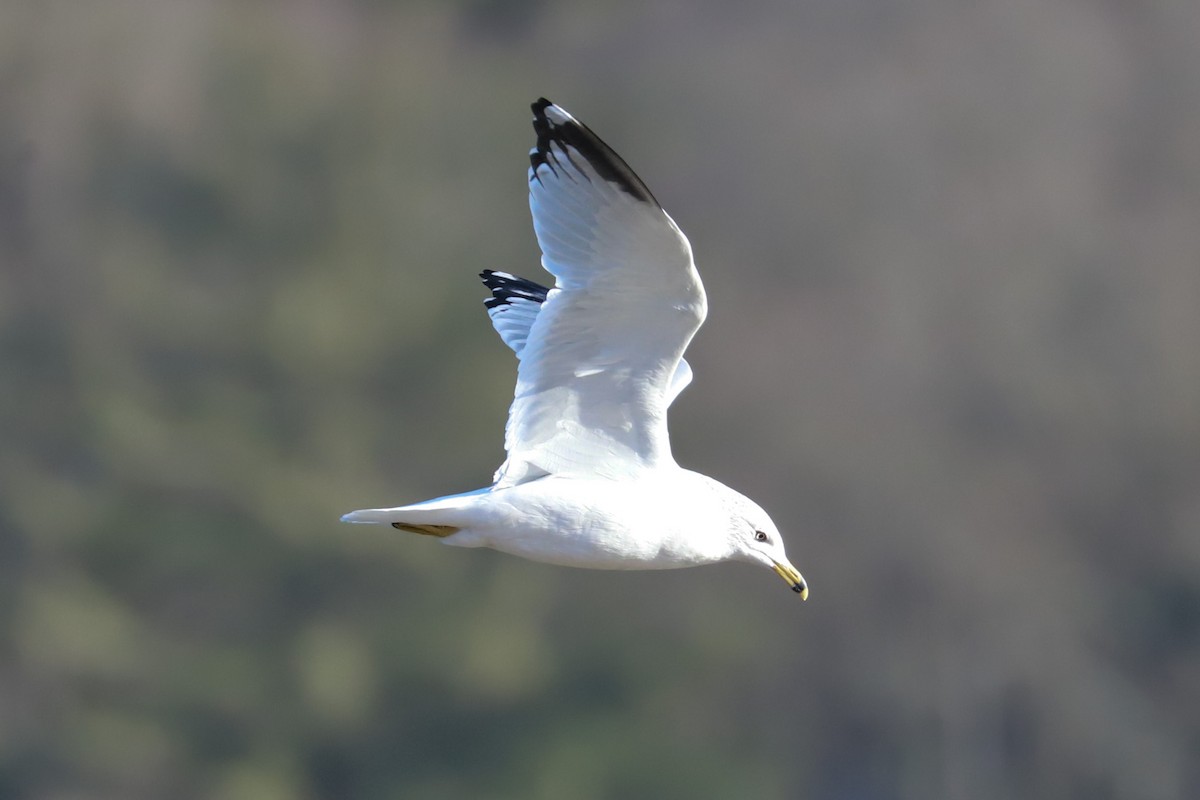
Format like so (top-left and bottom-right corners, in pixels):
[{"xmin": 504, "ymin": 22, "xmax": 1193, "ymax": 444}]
[{"xmin": 2, "ymin": 1, "xmax": 1198, "ymax": 798}]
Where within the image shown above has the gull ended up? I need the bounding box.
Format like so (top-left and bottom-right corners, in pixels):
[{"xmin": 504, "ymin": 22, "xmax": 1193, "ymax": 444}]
[{"xmin": 342, "ymin": 99, "xmax": 808, "ymax": 597}]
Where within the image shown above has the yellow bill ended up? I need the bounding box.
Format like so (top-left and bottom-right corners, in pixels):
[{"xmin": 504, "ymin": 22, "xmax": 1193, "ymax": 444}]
[{"xmin": 773, "ymin": 561, "xmax": 809, "ymax": 600}]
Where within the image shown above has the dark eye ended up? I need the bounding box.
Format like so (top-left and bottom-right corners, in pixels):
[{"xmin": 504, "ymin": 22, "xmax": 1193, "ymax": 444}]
[{"xmin": 754, "ymin": 531, "xmax": 769, "ymax": 543}]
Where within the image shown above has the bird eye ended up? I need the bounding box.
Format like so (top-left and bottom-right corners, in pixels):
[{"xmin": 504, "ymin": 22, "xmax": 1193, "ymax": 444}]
[{"xmin": 754, "ymin": 531, "xmax": 768, "ymax": 543}]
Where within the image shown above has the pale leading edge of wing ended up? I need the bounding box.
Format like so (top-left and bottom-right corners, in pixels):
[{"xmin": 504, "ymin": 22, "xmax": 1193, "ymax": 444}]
[{"xmin": 493, "ymin": 99, "xmax": 708, "ymax": 487}]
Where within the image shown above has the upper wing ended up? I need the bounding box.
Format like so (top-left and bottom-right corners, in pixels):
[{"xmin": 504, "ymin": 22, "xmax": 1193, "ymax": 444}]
[
  {"xmin": 493, "ymin": 99, "xmax": 707, "ymax": 487},
  {"xmin": 481, "ymin": 268, "xmax": 695, "ymax": 400}
]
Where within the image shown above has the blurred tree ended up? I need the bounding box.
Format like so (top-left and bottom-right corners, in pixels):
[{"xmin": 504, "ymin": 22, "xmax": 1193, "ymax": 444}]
[{"xmin": 1, "ymin": 1, "xmax": 1197, "ymax": 798}]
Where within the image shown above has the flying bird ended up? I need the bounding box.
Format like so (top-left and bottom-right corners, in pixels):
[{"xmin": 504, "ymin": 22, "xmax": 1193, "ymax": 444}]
[{"xmin": 342, "ymin": 99, "xmax": 808, "ymax": 597}]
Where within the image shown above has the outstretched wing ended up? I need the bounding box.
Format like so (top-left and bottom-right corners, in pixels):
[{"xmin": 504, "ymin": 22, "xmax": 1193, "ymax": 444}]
[
  {"xmin": 481, "ymin": 269, "xmax": 694, "ymax": 401},
  {"xmin": 493, "ymin": 99, "xmax": 706, "ymax": 487}
]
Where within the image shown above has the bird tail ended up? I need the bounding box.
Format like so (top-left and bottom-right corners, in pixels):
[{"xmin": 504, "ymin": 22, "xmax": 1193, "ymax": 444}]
[{"xmin": 339, "ymin": 488, "xmax": 488, "ymax": 537}]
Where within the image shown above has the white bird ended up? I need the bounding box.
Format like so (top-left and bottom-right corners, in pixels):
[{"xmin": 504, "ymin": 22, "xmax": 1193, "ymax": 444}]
[{"xmin": 343, "ymin": 99, "xmax": 808, "ymax": 598}]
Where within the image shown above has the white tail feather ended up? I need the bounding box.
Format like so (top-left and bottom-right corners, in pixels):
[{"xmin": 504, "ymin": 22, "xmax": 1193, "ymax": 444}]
[{"xmin": 340, "ymin": 487, "xmax": 489, "ymax": 525}]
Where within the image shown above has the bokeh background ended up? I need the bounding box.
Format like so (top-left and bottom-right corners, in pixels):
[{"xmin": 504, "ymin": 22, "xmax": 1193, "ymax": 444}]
[{"xmin": 3, "ymin": 1, "xmax": 1198, "ymax": 798}]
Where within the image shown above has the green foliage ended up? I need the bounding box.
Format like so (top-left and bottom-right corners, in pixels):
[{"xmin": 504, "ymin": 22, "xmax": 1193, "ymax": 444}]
[{"xmin": 2, "ymin": 1, "xmax": 1198, "ymax": 798}]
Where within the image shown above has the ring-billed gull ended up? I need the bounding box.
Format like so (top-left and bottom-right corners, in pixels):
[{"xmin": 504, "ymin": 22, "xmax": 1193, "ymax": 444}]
[{"xmin": 343, "ymin": 99, "xmax": 808, "ymax": 598}]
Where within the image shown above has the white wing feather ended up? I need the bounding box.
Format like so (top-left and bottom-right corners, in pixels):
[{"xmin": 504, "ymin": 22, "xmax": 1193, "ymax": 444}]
[
  {"xmin": 493, "ymin": 100, "xmax": 707, "ymax": 487},
  {"xmin": 481, "ymin": 271, "xmax": 547, "ymax": 357},
  {"xmin": 482, "ymin": 269, "xmax": 694, "ymax": 400}
]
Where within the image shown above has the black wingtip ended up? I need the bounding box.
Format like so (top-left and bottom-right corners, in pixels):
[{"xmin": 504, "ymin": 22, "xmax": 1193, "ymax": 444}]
[
  {"xmin": 479, "ymin": 269, "xmax": 550, "ymax": 310},
  {"xmin": 529, "ymin": 99, "xmax": 659, "ymax": 206}
]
